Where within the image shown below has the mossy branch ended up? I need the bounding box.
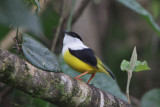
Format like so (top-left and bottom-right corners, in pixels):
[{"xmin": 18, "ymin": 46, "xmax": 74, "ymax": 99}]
[{"xmin": 0, "ymin": 49, "xmax": 129, "ymax": 107}]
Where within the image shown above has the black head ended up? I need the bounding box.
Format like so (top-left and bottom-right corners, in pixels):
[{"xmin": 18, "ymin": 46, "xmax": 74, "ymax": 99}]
[{"xmin": 64, "ymin": 30, "xmax": 83, "ymax": 41}]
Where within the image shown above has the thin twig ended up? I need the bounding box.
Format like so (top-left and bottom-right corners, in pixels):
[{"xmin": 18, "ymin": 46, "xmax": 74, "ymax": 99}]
[
  {"xmin": 50, "ymin": 0, "xmax": 67, "ymax": 51},
  {"xmin": 126, "ymin": 47, "xmax": 137, "ymax": 104},
  {"xmin": 72, "ymin": 0, "xmax": 91, "ymax": 24},
  {"xmin": 63, "ymin": 0, "xmax": 91, "ymax": 25},
  {"xmin": 16, "ymin": 26, "xmax": 19, "ymax": 41},
  {"xmin": 126, "ymin": 71, "xmax": 132, "ymax": 104}
]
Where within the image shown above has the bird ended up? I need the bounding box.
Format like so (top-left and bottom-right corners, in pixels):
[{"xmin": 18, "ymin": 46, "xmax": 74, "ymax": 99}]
[{"xmin": 62, "ymin": 31, "xmax": 115, "ymax": 84}]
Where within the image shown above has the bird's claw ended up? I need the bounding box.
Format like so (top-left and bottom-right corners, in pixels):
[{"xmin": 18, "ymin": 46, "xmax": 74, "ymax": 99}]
[{"xmin": 88, "ymin": 84, "xmax": 95, "ymax": 87}]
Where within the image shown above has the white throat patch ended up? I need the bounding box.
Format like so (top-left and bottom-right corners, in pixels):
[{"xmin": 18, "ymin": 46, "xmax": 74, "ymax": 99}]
[{"xmin": 62, "ymin": 34, "xmax": 88, "ymax": 55}]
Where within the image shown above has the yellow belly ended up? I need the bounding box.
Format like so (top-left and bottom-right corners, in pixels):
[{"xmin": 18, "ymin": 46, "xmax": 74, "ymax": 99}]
[{"xmin": 63, "ymin": 49, "xmax": 97, "ymax": 74}]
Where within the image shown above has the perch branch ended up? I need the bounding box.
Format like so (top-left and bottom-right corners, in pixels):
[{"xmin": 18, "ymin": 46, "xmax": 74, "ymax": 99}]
[{"xmin": 0, "ymin": 49, "xmax": 129, "ymax": 107}]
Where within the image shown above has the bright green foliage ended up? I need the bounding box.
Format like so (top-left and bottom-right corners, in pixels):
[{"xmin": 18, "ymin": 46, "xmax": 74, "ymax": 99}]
[
  {"xmin": 121, "ymin": 47, "xmax": 150, "ymax": 72},
  {"xmin": 29, "ymin": 98, "xmax": 57, "ymax": 107},
  {"xmin": 135, "ymin": 60, "xmax": 151, "ymax": 72},
  {"xmin": 0, "ymin": 24, "xmax": 9, "ymax": 40},
  {"xmin": 22, "ymin": 34, "xmax": 61, "ymax": 72},
  {"xmin": 12, "ymin": 89, "xmax": 57, "ymax": 107},
  {"xmin": 121, "ymin": 60, "xmax": 130, "ymax": 72},
  {"xmin": 121, "ymin": 60, "xmax": 151, "ymax": 72},
  {"xmin": 152, "ymin": 1, "xmax": 160, "ymax": 19},
  {"xmin": 117, "ymin": 0, "xmax": 160, "ymax": 36},
  {"xmin": 141, "ymin": 89, "xmax": 160, "ymax": 107},
  {"xmin": 60, "ymin": 57, "xmax": 127, "ymax": 101}
]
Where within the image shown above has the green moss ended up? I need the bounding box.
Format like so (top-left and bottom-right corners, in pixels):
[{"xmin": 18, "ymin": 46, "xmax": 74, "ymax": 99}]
[
  {"xmin": 25, "ymin": 65, "xmax": 30, "ymax": 71},
  {"xmin": 61, "ymin": 82, "xmax": 80, "ymax": 106},
  {"xmin": 28, "ymin": 89, "xmax": 33, "ymax": 93},
  {"xmin": 4, "ymin": 62, "xmax": 14, "ymax": 75},
  {"xmin": 104, "ymin": 99, "xmax": 111, "ymax": 106},
  {"xmin": 27, "ymin": 76, "xmax": 51, "ymax": 98},
  {"xmin": 53, "ymin": 78, "xmax": 66, "ymax": 96},
  {"xmin": 0, "ymin": 60, "xmax": 17, "ymax": 86},
  {"xmin": 30, "ymin": 86, "xmax": 48, "ymax": 98},
  {"xmin": 79, "ymin": 96, "xmax": 91, "ymax": 107},
  {"xmin": 58, "ymin": 82, "xmax": 65, "ymax": 94},
  {"xmin": 26, "ymin": 73, "xmax": 32, "ymax": 78},
  {"xmin": 2, "ymin": 63, "xmax": 6, "ymax": 71}
]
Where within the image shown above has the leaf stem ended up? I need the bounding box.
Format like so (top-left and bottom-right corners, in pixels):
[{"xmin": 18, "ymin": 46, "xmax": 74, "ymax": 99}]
[
  {"xmin": 126, "ymin": 71, "xmax": 132, "ymax": 104},
  {"xmin": 67, "ymin": 0, "xmax": 76, "ymax": 31},
  {"xmin": 16, "ymin": 26, "xmax": 19, "ymax": 41},
  {"xmin": 126, "ymin": 46, "xmax": 137, "ymax": 104}
]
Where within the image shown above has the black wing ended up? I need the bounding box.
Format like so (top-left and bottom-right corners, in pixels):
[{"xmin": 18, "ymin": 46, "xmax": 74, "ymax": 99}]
[{"xmin": 69, "ymin": 48, "xmax": 97, "ymax": 68}]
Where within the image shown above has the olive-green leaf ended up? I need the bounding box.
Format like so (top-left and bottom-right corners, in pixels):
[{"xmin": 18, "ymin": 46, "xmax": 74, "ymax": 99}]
[
  {"xmin": 22, "ymin": 33, "xmax": 61, "ymax": 72},
  {"xmin": 117, "ymin": 0, "xmax": 160, "ymax": 35},
  {"xmin": 121, "ymin": 60, "xmax": 151, "ymax": 72},
  {"xmin": 141, "ymin": 89, "xmax": 160, "ymax": 107},
  {"xmin": 134, "ymin": 61, "xmax": 151, "ymax": 72},
  {"xmin": 120, "ymin": 60, "xmax": 130, "ymax": 71}
]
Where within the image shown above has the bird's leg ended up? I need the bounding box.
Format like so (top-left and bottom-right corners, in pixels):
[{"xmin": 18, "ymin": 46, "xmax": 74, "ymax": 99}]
[
  {"xmin": 75, "ymin": 71, "xmax": 90, "ymax": 81},
  {"xmin": 87, "ymin": 73, "xmax": 96, "ymax": 84}
]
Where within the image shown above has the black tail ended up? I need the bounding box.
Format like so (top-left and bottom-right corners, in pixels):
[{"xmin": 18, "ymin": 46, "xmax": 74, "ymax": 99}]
[{"xmin": 101, "ymin": 64, "xmax": 116, "ymax": 80}]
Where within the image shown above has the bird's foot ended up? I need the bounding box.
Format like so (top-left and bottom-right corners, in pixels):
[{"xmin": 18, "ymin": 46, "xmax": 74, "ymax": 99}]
[
  {"xmin": 88, "ymin": 84, "xmax": 94, "ymax": 87},
  {"xmin": 88, "ymin": 84, "xmax": 97, "ymax": 89}
]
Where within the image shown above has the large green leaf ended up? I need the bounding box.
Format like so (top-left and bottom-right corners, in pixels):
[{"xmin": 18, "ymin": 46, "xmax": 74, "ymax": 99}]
[
  {"xmin": 141, "ymin": 89, "xmax": 160, "ymax": 107},
  {"xmin": 0, "ymin": 0, "xmax": 42, "ymax": 35},
  {"xmin": 0, "ymin": 24, "xmax": 9, "ymax": 40},
  {"xmin": 12, "ymin": 89, "xmax": 57, "ymax": 107},
  {"xmin": 29, "ymin": 98, "xmax": 57, "ymax": 107},
  {"xmin": 117, "ymin": 0, "xmax": 160, "ymax": 35},
  {"xmin": 60, "ymin": 57, "xmax": 127, "ymax": 101},
  {"xmin": 22, "ymin": 34, "xmax": 61, "ymax": 72}
]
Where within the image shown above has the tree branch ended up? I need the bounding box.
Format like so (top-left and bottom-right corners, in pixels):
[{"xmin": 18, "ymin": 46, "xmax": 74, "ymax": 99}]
[{"xmin": 0, "ymin": 49, "xmax": 129, "ymax": 107}]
